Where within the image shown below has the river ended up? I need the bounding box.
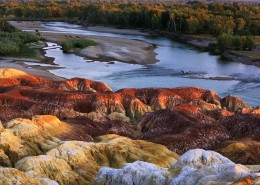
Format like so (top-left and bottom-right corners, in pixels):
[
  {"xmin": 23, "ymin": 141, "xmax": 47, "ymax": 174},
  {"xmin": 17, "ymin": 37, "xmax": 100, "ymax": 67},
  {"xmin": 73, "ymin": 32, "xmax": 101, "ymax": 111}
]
[{"xmin": 28, "ymin": 22, "xmax": 260, "ymax": 106}]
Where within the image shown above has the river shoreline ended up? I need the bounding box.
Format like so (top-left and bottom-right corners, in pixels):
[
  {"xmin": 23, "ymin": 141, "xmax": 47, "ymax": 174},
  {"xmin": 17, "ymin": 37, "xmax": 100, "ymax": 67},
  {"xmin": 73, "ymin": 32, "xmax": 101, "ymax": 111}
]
[
  {"xmin": 222, "ymin": 49, "xmax": 260, "ymax": 68},
  {"xmin": 71, "ymin": 25, "xmax": 260, "ymax": 68},
  {"xmin": 9, "ymin": 21, "xmax": 260, "ymax": 68},
  {"xmin": 9, "ymin": 21, "xmax": 158, "ymax": 65},
  {"xmin": 2, "ymin": 21, "xmax": 260, "ymax": 106},
  {"xmin": 0, "ymin": 58, "xmax": 64, "ymax": 80}
]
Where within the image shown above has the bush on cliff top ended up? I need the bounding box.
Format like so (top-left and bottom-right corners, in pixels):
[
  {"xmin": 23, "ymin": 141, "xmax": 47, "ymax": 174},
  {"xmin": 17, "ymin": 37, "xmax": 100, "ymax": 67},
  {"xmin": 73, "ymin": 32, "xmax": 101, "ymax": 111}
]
[{"xmin": 61, "ymin": 39, "xmax": 96, "ymax": 53}]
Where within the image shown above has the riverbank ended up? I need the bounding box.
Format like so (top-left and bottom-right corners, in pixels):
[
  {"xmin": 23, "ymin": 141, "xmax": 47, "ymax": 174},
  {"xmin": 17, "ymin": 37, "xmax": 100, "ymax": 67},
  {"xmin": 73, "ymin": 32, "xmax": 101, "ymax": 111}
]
[
  {"xmin": 4, "ymin": 21, "xmax": 260, "ymax": 106},
  {"xmin": 92, "ymin": 26, "xmax": 259, "ymax": 68},
  {"xmin": 179, "ymin": 35, "xmax": 260, "ymax": 67},
  {"xmin": 223, "ymin": 47, "xmax": 260, "ymax": 68},
  {"xmin": 0, "ymin": 58, "xmax": 63, "ymax": 80},
  {"xmin": 9, "ymin": 21, "xmax": 158, "ymax": 65},
  {"xmin": 143, "ymin": 29, "xmax": 260, "ymax": 68},
  {"xmin": 9, "ymin": 21, "xmax": 260, "ymax": 68}
]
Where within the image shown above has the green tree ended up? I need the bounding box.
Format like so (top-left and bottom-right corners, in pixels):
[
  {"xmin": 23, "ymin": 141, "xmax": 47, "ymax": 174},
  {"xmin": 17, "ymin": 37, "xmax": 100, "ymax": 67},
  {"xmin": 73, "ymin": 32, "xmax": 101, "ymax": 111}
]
[
  {"xmin": 244, "ymin": 36, "xmax": 256, "ymax": 50},
  {"xmin": 232, "ymin": 35, "xmax": 242, "ymax": 50},
  {"xmin": 218, "ymin": 33, "xmax": 233, "ymax": 51}
]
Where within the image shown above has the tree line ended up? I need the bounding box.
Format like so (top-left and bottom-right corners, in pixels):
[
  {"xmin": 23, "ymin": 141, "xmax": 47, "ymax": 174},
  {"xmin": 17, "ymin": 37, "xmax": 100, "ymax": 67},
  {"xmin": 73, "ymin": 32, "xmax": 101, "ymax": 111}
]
[
  {"xmin": 0, "ymin": 1, "xmax": 259, "ymax": 51},
  {"xmin": 1, "ymin": 2, "xmax": 259, "ymax": 36}
]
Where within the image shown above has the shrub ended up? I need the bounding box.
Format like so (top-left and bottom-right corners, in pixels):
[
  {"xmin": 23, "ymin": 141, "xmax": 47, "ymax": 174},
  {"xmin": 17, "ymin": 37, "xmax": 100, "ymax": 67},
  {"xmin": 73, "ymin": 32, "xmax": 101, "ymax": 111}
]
[
  {"xmin": 0, "ymin": 41, "xmax": 20, "ymax": 55},
  {"xmin": 0, "ymin": 31, "xmax": 40, "ymax": 56},
  {"xmin": 61, "ymin": 39, "xmax": 96, "ymax": 53},
  {"xmin": 244, "ymin": 36, "xmax": 255, "ymax": 50},
  {"xmin": 232, "ymin": 35, "xmax": 242, "ymax": 50}
]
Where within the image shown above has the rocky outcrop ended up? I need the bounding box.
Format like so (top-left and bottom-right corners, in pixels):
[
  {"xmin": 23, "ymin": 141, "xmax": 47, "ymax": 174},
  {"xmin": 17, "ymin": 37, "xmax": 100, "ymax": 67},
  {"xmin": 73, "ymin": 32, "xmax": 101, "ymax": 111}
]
[
  {"xmin": 0, "ymin": 69, "xmax": 223, "ymax": 122},
  {"xmin": 221, "ymin": 114, "xmax": 260, "ymax": 139},
  {"xmin": 0, "ymin": 115, "xmax": 142, "ymax": 167},
  {"xmin": 0, "ymin": 116, "xmax": 62, "ymax": 166},
  {"xmin": 1, "ymin": 133, "xmax": 259, "ymax": 185},
  {"xmin": 94, "ymin": 149, "xmax": 260, "ymax": 185},
  {"xmin": 138, "ymin": 104, "xmax": 230, "ymax": 154},
  {"xmin": 221, "ymin": 95, "xmax": 251, "ymax": 112},
  {"xmin": 0, "ymin": 168, "xmax": 43, "ymax": 185},
  {"xmin": 136, "ymin": 104, "xmax": 260, "ymax": 163},
  {"xmin": 14, "ymin": 134, "xmax": 178, "ymax": 184},
  {"xmin": 170, "ymin": 149, "xmax": 260, "ymax": 184},
  {"xmin": 0, "ymin": 68, "xmax": 259, "ymax": 165},
  {"xmin": 0, "ymin": 68, "xmax": 27, "ymax": 78},
  {"xmin": 216, "ymin": 138, "xmax": 260, "ymax": 165},
  {"xmin": 94, "ymin": 161, "xmax": 170, "ymax": 185},
  {"xmin": 0, "ymin": 68, "xmax": 112, "ymax": 92}
]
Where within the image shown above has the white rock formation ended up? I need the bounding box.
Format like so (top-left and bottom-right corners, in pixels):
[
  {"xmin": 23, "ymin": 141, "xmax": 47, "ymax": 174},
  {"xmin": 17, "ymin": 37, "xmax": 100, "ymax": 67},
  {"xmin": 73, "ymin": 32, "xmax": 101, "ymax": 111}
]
[
  {"xmin": 94, "ymin": 161, "xmax": 169, "ymax": 185},
  {"xmin": 94, "ymin": 149, "xmax": 260, "ymax": 185}
]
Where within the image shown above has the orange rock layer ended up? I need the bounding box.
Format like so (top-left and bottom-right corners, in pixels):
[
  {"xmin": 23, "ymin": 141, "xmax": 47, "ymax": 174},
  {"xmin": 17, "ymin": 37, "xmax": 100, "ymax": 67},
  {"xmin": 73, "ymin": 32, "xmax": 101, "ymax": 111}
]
[{"xmin": 0, "ymin": 68, "xmax": 259, "ymax": 164}]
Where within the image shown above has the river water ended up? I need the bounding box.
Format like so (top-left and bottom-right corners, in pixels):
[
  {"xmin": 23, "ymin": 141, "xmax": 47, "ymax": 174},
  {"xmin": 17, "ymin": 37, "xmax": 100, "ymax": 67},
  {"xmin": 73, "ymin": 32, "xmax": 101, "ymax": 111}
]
[{"xmin": 31, "ymin": 22, "xmax": 260, "ymax": 106}]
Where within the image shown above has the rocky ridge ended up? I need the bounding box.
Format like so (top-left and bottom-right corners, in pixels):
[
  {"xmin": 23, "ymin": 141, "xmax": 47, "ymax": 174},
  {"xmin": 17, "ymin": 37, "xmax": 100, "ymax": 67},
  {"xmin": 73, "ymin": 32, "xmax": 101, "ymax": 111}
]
[
  {"xmin": 0, "ymin": 117, "xmax": 259, "ymax": 184},
  {"xmin": 94, "ymin": 149, "xmax": 260, "ymax": 185},
  {"xmin": 0, "ymin": 68, "xmax": 259, "ymax": 184},
  {"xmin": 0, "ymin": 68, "xmax": 259, "ymax": 164}
]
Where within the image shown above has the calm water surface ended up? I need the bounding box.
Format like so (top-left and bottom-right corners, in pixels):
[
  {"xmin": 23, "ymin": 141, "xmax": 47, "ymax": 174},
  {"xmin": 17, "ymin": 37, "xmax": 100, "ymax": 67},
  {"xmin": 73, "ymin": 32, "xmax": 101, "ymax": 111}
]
[{"xmin": 31, "ymin": 22, "xmax": 260, "ymax": 106}]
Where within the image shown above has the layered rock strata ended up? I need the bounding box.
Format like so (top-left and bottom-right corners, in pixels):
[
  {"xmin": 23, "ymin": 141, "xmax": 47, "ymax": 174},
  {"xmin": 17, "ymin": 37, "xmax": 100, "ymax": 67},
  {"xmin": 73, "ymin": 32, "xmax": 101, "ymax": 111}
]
[{"xmin": 0, "ymin": 68, "xmax": 259, "ymax": 165}]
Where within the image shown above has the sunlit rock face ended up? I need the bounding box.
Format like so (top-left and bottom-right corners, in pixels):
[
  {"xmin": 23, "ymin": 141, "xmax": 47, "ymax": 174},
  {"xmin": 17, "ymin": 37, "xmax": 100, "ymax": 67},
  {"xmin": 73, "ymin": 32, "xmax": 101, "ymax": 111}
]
[
  {"xmin": 14, "ymin": 134, "xmax": 178, "ymax": 185},
  {"xmin": 0, "ymin": 168, "xmax": 42, "ymax": 185},
  {"xmin": 94, "ymin": 149, "xmax": 260, "ymax": 185},
  {"xmin": 0, "ymin": 115, "xmax": 142, "ymax": 167},
  {"xmin": 0, "ymin": 68, "xmax": 223, "ymax": 123},
  {"xmin": 0, "ymin": 68, "xmax": 259, "ymax": 165},
  {"xmin": 0, "ymin": 167, "xmax": 60, "ymax": 185},
  {"xmin": 0, "ymin": 68, "xmax": 112, "ymax": 92},
  {"xmin": 0, "ymin": 116, "xmax": 61, "ymax": 166},
  {"xmin": 221, "ymin": 95, "xmax": 251, "ymax": 112}
]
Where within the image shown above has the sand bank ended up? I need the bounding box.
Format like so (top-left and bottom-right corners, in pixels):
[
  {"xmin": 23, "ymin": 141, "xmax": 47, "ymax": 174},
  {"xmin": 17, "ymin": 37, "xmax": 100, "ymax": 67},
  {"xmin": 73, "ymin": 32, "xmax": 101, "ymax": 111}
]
[
  {"xmin": 0, "ymin": 58, "xmax": 64, "ymax": 80},
  {"xmin": 9, "ymin": 21, "xmax": 157, "ymax": 65}
]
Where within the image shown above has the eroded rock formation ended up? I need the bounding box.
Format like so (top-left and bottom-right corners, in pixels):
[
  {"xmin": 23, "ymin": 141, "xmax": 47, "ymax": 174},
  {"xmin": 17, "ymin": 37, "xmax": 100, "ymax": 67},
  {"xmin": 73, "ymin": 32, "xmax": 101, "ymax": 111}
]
[
  {"xmin": 0, "ymin": 115, "xmax": 142, "ymax": 167},
  {"xmin": 138, "ymin": 104, "xmax": 230, "ymax": 153},
  {"xmin": 94, "ymin": 149, "xmax": 260, "ymax": 185},
  {"xmin": 0, "ymin": 68, "xmax": 259, "ymax": 166},
  {"xmin": 13, "ymin": 134, "xmax": 178, "ymax": 185}
]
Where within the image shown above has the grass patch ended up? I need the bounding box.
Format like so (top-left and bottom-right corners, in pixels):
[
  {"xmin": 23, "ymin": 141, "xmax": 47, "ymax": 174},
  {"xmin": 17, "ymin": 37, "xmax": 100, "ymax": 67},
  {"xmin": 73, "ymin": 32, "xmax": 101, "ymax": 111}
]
[
  {"xmin": 254, "ymin": 36, "xmax": 260, "ymax": 46},
  {"xmin": 61, "ymin": 39, "xmax": 97, "ymax": 53},
  {"xmin": 231, "ymin": 50, "xmax": 260, "ymax": 60},
  {"xmin": 18, "ymin": 45, "xmax": 41, "ymax": 58}
]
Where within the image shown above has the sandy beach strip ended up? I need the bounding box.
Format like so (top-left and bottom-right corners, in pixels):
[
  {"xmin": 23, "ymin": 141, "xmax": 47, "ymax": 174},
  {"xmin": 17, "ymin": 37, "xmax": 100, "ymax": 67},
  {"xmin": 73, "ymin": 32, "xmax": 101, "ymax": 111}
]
[{"xmin": 0, "ymin": 59, "xmax": 64, "ymax": 80}]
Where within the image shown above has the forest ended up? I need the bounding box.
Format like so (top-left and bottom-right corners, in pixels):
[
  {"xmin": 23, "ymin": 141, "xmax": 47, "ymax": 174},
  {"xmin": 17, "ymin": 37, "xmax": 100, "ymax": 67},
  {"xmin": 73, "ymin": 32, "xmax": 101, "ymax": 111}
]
[{"xmin": 0, "ymin": 1, "xmax": 259, "ymax": 51}]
